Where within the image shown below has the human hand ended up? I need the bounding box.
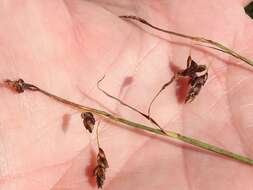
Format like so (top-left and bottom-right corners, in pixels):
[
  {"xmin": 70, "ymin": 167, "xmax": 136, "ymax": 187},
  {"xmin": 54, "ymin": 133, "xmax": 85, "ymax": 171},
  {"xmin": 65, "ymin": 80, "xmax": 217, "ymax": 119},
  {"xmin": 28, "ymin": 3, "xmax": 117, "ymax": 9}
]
[{"xmin": 1, "ymin": 1, "xmax": 253, "ymax": 190}]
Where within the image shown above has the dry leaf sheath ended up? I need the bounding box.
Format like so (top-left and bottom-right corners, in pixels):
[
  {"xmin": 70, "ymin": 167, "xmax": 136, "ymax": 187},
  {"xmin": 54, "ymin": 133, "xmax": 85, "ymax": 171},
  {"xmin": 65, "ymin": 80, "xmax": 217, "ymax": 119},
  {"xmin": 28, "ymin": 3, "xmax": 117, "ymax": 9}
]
[{"xmin": 4, "ymin": 79, "xmax": 253, "ymax": 166}]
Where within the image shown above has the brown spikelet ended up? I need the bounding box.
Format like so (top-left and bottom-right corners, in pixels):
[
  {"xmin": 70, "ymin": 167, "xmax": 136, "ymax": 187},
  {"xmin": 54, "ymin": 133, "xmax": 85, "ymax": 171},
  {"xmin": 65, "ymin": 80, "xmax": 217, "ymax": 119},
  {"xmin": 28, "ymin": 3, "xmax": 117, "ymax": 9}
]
[
  {"xmin": 4, "ymin": 78, "xmax": 39, "ymax": 93},
  {"xmin": 179, "ymin": 55, "xmax": 207, "ymax": 78},
  {"xmin": 81, "ymin": 112, "xmax": 95, "ymax": 133},
  {"xmin": 93, "ymin": 148, "xmax": 109, "ymax": 188},
  {"xmin": 178, "ymin": 56, "xmax": 208, "ymax": 103},
  {"xmin": 185, "ymin": 72, "xmax": 208, "ymax": 103},
  {"xmin": 5, "ymin": 79, "xmax": 26, "ymax": 93}
]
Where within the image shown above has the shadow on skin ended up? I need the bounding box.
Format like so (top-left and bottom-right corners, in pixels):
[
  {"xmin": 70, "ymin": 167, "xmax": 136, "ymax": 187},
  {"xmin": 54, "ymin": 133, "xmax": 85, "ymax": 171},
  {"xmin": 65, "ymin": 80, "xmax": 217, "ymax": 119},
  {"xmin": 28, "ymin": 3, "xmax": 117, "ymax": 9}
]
[
  {"xmin": 169, "ymin": 62, "xmax": 189, "ymax": 103},
  {"xmin": 119, "ymin": 76, "xmax": 134, "ymax": 94},
  {"xmin": 85, "ymin": 147, "xmax": 97, "ymax": 187},
  {"xmin": 62, "ymin": 113, "xmax": 71, "ymax": 133}
]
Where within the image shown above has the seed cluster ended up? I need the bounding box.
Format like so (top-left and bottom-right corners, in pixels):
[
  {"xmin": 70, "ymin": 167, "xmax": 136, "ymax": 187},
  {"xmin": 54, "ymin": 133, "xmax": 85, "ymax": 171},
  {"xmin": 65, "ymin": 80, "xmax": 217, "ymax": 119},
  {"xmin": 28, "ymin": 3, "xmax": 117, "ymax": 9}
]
[
  {"xmin": 81, "ymin": 112, "xmax": 95, "ymax": 133},
  {"xmin": 93, "ymin": 148, "xmax": 109, "ymax": 188},
  {"xmin": 80, "ymin": 112, "xmax": 109, "ymax": 188},
  {"xmin": 5, "ymin": 79, "xmax": 26, "ymax": 93},
  {"xmin": 178, "ymin": 56, "xmax": 208, "ymax": 103},
  {"xmin": 4, "ymin": 14, "xmax": 252, "ymax": 189}
]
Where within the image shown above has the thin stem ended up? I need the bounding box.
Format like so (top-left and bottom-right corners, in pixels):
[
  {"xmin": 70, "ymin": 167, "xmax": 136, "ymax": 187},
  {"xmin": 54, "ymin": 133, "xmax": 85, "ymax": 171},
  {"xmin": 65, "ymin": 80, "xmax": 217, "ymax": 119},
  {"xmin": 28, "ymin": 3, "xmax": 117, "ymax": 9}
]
[
  {"xmin": 5, "ymin": 79, "xmax": 253, "ymax": 166},
  {"xmin": 119, "ymin": 15, "xmax": 253, "ymax": 67},
  {"xmin": 97, "ymin": 76, "xmax": 167, "ymax": 135},
  {"xmin": 148, "ymin": 75, "xmax": 176, "ymax": 116},
  {"xmin": 96, "ymin": 121, "xmax": 101, "ymax": 148}
]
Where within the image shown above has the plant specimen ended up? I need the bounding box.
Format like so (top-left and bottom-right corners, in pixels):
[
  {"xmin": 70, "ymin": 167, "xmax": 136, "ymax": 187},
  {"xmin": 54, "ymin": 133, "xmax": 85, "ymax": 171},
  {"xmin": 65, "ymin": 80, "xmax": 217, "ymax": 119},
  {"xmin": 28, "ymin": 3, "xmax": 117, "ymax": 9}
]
[
  {"xmin": 81, "ymin": 112, "xmax": 96, "ymax": 133},
  {"xmin": 245, "ymin": 1, "xmax": 253, "ymax": 19},
  {"xmin": 93, "ymin": 147, "xmax": 109, "ymax": 188},
  {"xmin": 119, "ymin": 15, "xmax": 253, "ymax": 67},
  {"xmin": 148, "ymin": 55, "xmax": 208, "ymax": 116},
  {"xmin": 4, "ymin": 78, "xmax": 253, "ymax": 168},
  {"xmin": 93, "ymin": 122, "xmax": 109, "ymax": 188},
  {"xmin": 4, "ymin": 15, "xmax": 253, "ymax": 188}
]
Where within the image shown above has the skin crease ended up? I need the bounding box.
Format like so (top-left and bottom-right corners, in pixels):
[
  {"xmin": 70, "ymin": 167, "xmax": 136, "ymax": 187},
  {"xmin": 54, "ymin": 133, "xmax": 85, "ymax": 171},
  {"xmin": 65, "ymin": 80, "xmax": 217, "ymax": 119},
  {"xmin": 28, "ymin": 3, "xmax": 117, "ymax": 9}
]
[{"xmin": 0, "ymin": 0, "xmax": 253, "ymax": 189}]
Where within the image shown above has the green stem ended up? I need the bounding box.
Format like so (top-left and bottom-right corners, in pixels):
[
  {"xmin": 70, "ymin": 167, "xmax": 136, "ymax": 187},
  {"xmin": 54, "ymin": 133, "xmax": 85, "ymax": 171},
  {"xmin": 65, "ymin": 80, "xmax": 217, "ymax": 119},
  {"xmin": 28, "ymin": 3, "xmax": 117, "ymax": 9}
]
[
  {"xmin": 35, "ymin": 86, "xmax": 253, "ymax": 166},
  {"xmin": 119, "ymin": 15, "xmax": 253, "ymax": 67}
]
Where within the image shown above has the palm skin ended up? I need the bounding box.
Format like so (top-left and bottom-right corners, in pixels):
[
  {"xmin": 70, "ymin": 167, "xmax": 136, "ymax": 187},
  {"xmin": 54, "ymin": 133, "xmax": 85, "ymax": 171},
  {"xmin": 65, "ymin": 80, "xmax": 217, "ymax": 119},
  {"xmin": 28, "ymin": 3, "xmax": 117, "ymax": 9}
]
[{"xmin": 1, "ymin": 0, "xmax": 253, "ymax": 189}]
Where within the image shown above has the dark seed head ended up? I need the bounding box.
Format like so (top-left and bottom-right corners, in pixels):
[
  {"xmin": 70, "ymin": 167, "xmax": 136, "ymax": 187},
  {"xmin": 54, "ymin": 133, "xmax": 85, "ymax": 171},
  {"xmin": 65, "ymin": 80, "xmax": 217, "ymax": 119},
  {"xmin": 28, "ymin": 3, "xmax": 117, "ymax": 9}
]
[
  {"xmin": 93, "ymin": 165, "xmax": 106, "ymax": 188},
  {"xmin": 180, "ymin": 56, "xmax": 208, "ymax": 79},
  {"xmin": 179, "ymin": 56, "xmax": 208, "ymax": 103},
  {"xmin": 93, "ymin": 147, "xmax": 109, "ymax": 188},
  {"xmin": 81, "ymin": 112, "xmax": 95, "ymax": 133},
  {"xmin": 97, "ymin": 148, "xmax": 109, "ymax": 169},
  {"xmin": 185, "ymin": 84, "xmax": 202, "ymax": 103},
  {"xmin": 186, "ymin": 73, "xmax": 208, "ymax": 103},
  {"xmin": 190, "ymin": 73, "xmax": 208, "ymax": 87},
  {"xmin": 180, "ymin": 63, "xmax": 197, "ymax": 77},
  {"xmin": 196, "ymin": 65, "xmax": 207, "ymax": 72},
  {"xmin": 5, "ymin": 79, "xmax": 25, "ymax": 93}
]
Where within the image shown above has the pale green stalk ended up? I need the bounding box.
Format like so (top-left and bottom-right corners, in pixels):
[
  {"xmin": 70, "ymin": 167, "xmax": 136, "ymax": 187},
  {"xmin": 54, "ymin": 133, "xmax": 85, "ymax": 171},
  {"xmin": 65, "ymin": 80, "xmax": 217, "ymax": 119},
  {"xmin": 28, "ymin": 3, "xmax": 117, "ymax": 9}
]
[
  {"xmin": 119, "ymin": 15, "xmax": 253, "ymax": 67},
  {"xmin": 33, "ymin": 86, "xmax": 253, "ymax": 166}
]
